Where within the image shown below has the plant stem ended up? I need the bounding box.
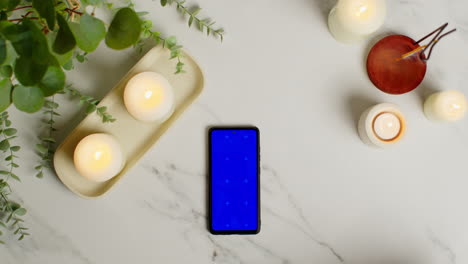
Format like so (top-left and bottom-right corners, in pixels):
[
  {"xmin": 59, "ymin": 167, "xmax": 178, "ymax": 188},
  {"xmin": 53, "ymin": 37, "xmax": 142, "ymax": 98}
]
[
  {"xmin": 65, "ymin": 8, "xmax": 83, "ymax": 15},
  {"xmin": 12, "ymin": 5, "xmax": 32, "ymax": 11},
  {"xmin": 166, "ymin": 0, "xmax": 224, "ymax": 41},
  {"xmin": 8, "ymin": 17, "xmax": 39, "ymax": 22}
]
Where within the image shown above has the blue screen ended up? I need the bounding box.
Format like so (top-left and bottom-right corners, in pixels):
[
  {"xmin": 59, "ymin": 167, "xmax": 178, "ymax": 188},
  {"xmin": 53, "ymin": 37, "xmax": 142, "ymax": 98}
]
[{"xmin": 210, "ymin": 129, "xmax": 259, "ymax": 232}]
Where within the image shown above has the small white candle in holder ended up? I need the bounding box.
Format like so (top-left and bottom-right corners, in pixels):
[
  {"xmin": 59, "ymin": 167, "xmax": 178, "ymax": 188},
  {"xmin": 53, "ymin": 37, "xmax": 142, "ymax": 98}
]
[
  {"xmin": 124, "ymin": 72, "xmax": 175, "ymax": 122},
  {"xmin": 424, "ymin": 90, "xmax": 467, "ymax": 122},
  {"xmin": 358, "ymin": 103, "xmax": 406, "ymax": 148},
  {"xmin": 74, "ymin": 133, "xmax": 124, "ymax": 182},
  {"xmin": 328, "ymin": 0, "xmax": 386, "ymax": 43}
]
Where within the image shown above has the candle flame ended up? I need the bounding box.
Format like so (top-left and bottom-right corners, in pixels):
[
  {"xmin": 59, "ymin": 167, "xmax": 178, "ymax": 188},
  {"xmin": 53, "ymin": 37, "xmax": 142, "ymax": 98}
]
[
  {"xmin": 144, "ymin": 90, "xmax": 153, "ymax": 99},
  {"xmin": 449, "ymin": 103, "xmax": 461, "ymax": 113},
  {"xmin": 94, "ymin": 151, "xmax": 103, "ymax": 160},
  {"xmin": 355, "ymin": 5, "xmax": 368, "ymax": 17}
]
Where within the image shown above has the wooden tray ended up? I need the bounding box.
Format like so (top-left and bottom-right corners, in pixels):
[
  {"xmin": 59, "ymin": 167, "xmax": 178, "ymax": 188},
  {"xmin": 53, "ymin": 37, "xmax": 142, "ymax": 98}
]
[{"xmin": 54, "ymin": 46, "xmax": 204, "ymax": 199}]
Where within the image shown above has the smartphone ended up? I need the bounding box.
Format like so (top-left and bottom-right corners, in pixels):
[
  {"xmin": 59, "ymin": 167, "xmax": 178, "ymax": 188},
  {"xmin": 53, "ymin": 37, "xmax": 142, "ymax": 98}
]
[{"xmin": 208, "ymin": 127, "xmax": 260, "ymax": 235}]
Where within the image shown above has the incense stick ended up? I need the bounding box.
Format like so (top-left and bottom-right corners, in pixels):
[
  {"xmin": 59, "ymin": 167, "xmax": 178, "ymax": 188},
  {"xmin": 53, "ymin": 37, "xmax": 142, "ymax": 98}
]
[{"xmin": 397, "ymin": 23, "xmax": 456, "ymax": 61}]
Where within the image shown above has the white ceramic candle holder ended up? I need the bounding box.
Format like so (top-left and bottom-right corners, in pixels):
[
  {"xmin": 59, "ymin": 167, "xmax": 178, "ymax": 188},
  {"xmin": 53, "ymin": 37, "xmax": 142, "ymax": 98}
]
[{"xmin": 358, "ymin": 103, "xmax": 406, "ymax": 148}]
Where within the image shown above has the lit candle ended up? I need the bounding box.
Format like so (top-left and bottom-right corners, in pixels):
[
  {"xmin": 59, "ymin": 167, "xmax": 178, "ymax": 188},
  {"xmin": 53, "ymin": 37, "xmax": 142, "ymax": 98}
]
[
  {"xmin": 328, "ymin": 0, "xmax": 386, "ymax": 43},
  {"xmin": 124, "ymin": 72, "xmax": 175, "ymax": 122},
  {"xmin": 74, "ymin": 133, "xmax": 124, "ymax": 182},
  {"xmin": 358, "ymin": 103, "xmax": 406, "ymax": 147},
  {"xmin": 424, "ymin": 90, "xmax": 467, "ymax": 122}
]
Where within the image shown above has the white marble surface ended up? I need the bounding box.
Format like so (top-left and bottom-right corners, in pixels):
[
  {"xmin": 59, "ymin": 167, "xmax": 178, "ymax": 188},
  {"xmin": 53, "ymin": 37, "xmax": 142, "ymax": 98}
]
[{"xmin": 2, "ymin": 0, "xmax": 468, "ymax": 263}]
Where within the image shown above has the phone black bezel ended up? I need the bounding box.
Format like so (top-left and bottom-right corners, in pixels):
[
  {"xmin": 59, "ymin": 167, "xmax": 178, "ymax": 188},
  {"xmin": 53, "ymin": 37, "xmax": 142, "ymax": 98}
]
[{"xmin": 208, "ymin": 126, "xmax": 261, "ymax": 235}]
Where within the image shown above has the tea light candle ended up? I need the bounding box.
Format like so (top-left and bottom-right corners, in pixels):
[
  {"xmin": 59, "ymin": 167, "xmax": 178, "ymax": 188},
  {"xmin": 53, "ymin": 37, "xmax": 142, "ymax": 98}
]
[
  {"xmin": 358, "ymin": 103, "xmax": 406, "ymax": 148},
  {"xmin": 328, "ymin": 0, "xmax": 386, "ymax": 43},
  {"xmin": 124, "ymin": 72, "xmax": 175, "ymax": 122},
  {"xmin": 424, "ymin": 90, "xmax": 467, "ymax": 122},
  {"xmin": 74, "ymin": 133, "xmax": 124, "ymax": 182}
]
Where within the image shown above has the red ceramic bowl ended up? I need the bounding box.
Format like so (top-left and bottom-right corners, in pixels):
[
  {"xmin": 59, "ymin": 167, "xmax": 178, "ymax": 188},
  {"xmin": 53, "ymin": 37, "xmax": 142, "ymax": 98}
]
[{"xmin": 367, "ymin": 35, "xmax": 427, "ymax": 95}]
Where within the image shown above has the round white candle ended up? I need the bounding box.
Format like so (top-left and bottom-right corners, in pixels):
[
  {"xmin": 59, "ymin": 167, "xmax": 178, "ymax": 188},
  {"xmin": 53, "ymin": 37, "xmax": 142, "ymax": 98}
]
[
  {"xmin": 424, "ymin": 90, "xmax": 467, "ymax": 122},
  {"xmin": 328, "ymin": 0, "xmax": 386, "ymax": 43},
  {"xmin": 124, "ymin": 72, "xmax": 175, "ymax": 122},
  {"xmin": 358, "ymin": 103, "xmax": 406, "ymax": 148},
  {"xmin": 74, "ymin": 133, "xmax": 124, "ymax": 182},
  {"xmin": 373, "ymin": 112, "xmax": 401, "ymax": 140}
]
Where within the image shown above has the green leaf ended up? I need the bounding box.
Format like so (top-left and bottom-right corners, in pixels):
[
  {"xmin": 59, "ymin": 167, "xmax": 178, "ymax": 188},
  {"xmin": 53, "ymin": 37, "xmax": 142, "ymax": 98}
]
[
  {"xmin": 0, "ymin": 139, "xmax": 9, "ymax": 151},
  {"xmin": 9, "ymin": 173, "xmax": 20, "ymax": 181},
  {"xmin": 0, "ymin": 65, "xmax": 12, "ymax": 78},
  {"xmin": 3, "ymin": 128, "xmax": 16, "ymax": 136},
  {"xmin": 14, "ymin": 56, "xmax": 48, "ymax": 86},
  {"xmin": 76, "ymin": 53, "xmax": 85, "ymax": 62},
  {"xmin": 14, "ymin": 208, "xmax": 26, "ymax": 216},
  {"xmin": 32, "ymin": 0, "xmax": 55, "ymax": 30},
  {"xmin": 160, "ymin": 0, "xmax": 168, "ymax": 6},
  {"xmin": 0, "ymin": 41, "xmax": 17, "ymax": 68},
  {"xmin": 53, "ymin": 14, "xmax": 76, "ymax": 54},
  {"xmin": 36, "ymin": 171, "xmax": 43, "ymax": 178},
  {"xmin": 0, "ymin": 78, "xmax": 11, "ymax": 112},
  {"xmin": 39, "ymin": 66, "xmax": 65, "ymax": 96},
  {"xmin": 82, "ymin": 0, "xmax": 102, "ymax": 6},
  {"xmin": 47, "ymin": 33, "xmax": 73, "ymax": 66},
  {"xmin": 23, "ymin": 19, "xmax": 51, "ymax": 64},
  {"xmin": 0, "ymin": 36, "xmax": 6, "ymax": 65},
  {"xmin": 8, "ymin": 0, "xmax": 20, "ymax": 11},
  {"xmin": 35, "ymin": 144, "xmax": 47, "ymax": 154},
  {"xmin": 10, "ymin": 146, "xmax": 20, "ymax": 152},
  {"xmin": 12, "ymin": 85, "xmax": 44, "ymax": 113},
  {"xmin": 165, "ymin": 36, "xmax": 177, "ymax": 48},
  {"xmin": 2, "ymin": 22, "xmax": 33, "ymax": 58},
  {"xmin": 188, "ymin": 16, "xmax": 193, "ymax": 27},
  {"xmin": 62, "ymin": 59, "xmax": 73, "ymax": 70},
  {"xmin": 0, "ymin": 0, "xmax": 20, "ymax": 11},
  {"xmin": 42, "ymin": 137, "xmax": 55, "ymax": 143},
  {"xmin": 0, "ymin": 170, "xmax": 9, "ymax": 175},
  {"xmin": 86, "ymin": 104, "xmax": 96, "ymax": 113},
  {"xmin": 105, "ymin": 8, "xmax": 142, "ymax": 50},
  {"xmin": 0, "ymin": 221, "xmax": 5, "ymax": 228},
  {"xmin": 192, "ymin": 8, "xmax": 202, "ymax": 16},
  {"xmin": 69, "ymin": 14, "xmax": 106, "ymax": 52}
]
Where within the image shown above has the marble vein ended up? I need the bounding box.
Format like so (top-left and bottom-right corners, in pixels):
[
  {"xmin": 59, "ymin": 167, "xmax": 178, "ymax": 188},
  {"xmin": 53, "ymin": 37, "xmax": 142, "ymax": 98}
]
[
  {"xmin": 262, "ymin": 165, "xmax": 344, "ymax": 263},
  {"xmin": 427, "ymin": 230, "xmax": 456, "ymax": 264},
  {"xmin": 140, "ymin": 162, "xmax": 295, "ymax": 263}
]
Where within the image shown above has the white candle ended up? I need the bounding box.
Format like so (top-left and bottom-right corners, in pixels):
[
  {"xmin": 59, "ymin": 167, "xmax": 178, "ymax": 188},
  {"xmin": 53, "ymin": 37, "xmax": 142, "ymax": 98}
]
[
  {"xmin": 358, "ymin": 103, "xmax": 406, "ymax": 148},
  {"xmin": 328, "ymin": 0, "xmax": 386, "ymax": 43},
  {"xmin": 373, "ymin": 113, "xmax": 401, "ymax": 140},
  {"xmin": 124, "ymin": 72, "xmax": 175, "ymax": 122},
  {"xmin": 74, "ymin": 134, "xmax": 124, "ymax": 182},
  {"xmin": 424, "ymin": 90, "xmax": 467, "ymax": 122}
]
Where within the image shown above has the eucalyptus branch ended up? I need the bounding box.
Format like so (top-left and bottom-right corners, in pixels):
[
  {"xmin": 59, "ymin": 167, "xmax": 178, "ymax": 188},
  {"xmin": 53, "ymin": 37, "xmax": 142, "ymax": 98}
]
[
  {"xmin": 161, "ymin": 0, "xmax": 225, "ymax": 41},
  {"xmin": 155, "ymin": 35, "xmax": 185, "ymax": 74},
  {"xmin": 65, "ymin": 85, "xmax": 116, "ymax": 123},
  {"xmin": 139, "ymin": 18, "xmax": 185, "ymax": 74},
  {"xmin": 35, "ymin": 98, "xmax": 59, "ymax": 179},
  {"xmin": 0, "ymin": 112, "xmax": 28, "ymax": 244},
  {"xmin": 0, "ymin": 112, "xmax": 20, "ymax": 182}
]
